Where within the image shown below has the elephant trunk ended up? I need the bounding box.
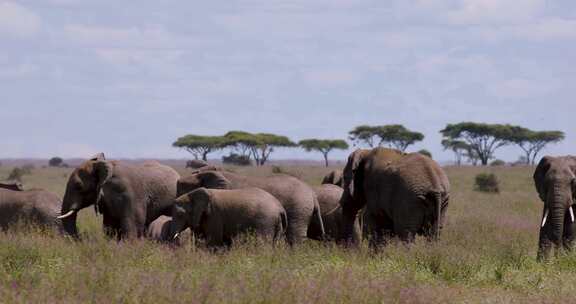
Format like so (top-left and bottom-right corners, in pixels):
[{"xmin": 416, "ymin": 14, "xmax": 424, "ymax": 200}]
[
  {"xmin": 538, "ymin": 187, "xmax": 569, "ymax": 260},
  {"xmin": 435, "ymin": 193, "xmax": 442, "ymax": 241},
  {"xmin": 59, "ymin": 192, "xmax": 82, "ymax": 239}
]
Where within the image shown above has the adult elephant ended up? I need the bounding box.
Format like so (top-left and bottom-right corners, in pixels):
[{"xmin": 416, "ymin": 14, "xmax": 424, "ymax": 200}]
[
  {"xmin": 534, "ymin": 156, "xmax": 576, "ymax": 260},
  {"xmin": 177, "ymin": 170, "xmax": 324, "ymax": 244},
  {"xmin": 322, "ymin": 170, "xmax": 343, "ymax": 187},
  {"xmin": 0, "ymin": 182, "xmax": 62, "ymax": 232},
  {"xmin": 172, "ymin": 187, "xmax": 287, "ymax": 248},
  {"xmin": 314, "ymin": 184, "xmax": 360, "ymax": 241},
  {"xmin": 57, "ymin": 153, "xmax": 180, "ymax": 240},
  {"xmin": 340, "ymin": 148, "xmax": 450, "ymax": 247}
]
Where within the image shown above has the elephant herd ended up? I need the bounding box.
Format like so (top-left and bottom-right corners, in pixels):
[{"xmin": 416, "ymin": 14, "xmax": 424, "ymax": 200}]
[{"xmin": 0, "ymin": 149, "xmax": 573, "ymax": 260}]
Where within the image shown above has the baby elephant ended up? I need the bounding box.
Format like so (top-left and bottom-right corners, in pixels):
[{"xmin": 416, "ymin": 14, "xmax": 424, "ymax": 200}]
[
  {"xmin": 146, "ymin": 215, "xmax": 176, "ymax": 244},
  {"xmin": 172, "ymin": 187, "xmax": 288, "ymax": 248}
]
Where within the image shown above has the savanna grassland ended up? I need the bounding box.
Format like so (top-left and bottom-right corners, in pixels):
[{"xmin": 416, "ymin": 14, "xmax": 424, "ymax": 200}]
[{"xmin": 0, "ymin": 164, "xmax": 571, "ymax": 303}]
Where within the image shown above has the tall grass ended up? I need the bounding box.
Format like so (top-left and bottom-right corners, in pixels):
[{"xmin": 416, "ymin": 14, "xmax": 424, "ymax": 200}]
[{"xmin": 0, "ymin": 165, "xmax": 571, "ymax": 303}]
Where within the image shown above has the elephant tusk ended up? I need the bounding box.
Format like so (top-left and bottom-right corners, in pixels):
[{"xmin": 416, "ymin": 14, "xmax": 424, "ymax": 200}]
[
  {"xmin": 541, "ymin": 208, "xmax": 549, "ymax": 227},
  {"xmin": 173, "ymin": 233, "xmax": 180, "ymax": 240},
  {"xmin": 570, "ymin": 206, "xmax": 575, "ymax": 223},
  {"xmin": 57, "ymin": 210, "xmax": 76, "ymax": 219}
]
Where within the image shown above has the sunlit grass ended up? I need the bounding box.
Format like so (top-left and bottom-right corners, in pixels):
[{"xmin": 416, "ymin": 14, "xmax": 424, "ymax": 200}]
[{"xmin": 0, "ymin": 164, "xmax": 570, "ymax": 303}]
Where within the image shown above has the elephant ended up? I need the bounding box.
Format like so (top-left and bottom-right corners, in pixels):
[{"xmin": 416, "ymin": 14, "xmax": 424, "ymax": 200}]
[
  {"xmin": 534, "ymin": 156, "xmax": 576, "ymax": 260},
  {"xmin": 57, "ymin": 153, "xmax": 180, "ymax": 240},
  {"xmin": 0, "ymin": 182, "xmax": 63, "ymax": 232},
  {"xmin": 171, "ymin": 187, "xmax": 288, "ymax": 248},
  {"xmin": 322, "ymin": 170, "xmax": 343, "ymax": 188},
  {"xmin": 146, "ymin": 215, "xmax": 177, "ymax": 243},
  {"xmin": 340, "ymin": 148, "xmax": 450, "ymax": 247},
  {"xmin": 177, "ymin": 169, "xmax": 324, "ymax": 244},
  {"xmin": 313, "ymin": 184, "xmax": 360, "ymax": 241},
  {"xmin": 186, "ymin": 159, "xmax": 209, "ymax": 169}
]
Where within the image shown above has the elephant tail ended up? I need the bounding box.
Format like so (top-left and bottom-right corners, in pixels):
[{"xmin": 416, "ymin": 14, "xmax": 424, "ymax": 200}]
[
  {"xmin": 275, "ymin": 210, "xmax": 288, "ymax": 243},
  {"xmin": 307, "ymin": 197, "xmax": 326, "ymax": 241},
  {"xmin": 428, "ymin": 191, "xmax": 447, "ymax": 241}
]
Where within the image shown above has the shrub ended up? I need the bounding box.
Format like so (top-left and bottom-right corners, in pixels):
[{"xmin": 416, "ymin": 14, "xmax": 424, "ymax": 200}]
[
  {"xmin": 222, "ymin": 153, "xmax": 251, "ymax": 166},
  {"xmin": 48, "ymin": 157, "xmax": 63, "ymax": 167},
  {"xmin": 21, "ymin": 164, "xmax": 34, "ymax": 174},
  {"xmin": 475, "ymin": 173, "xmax": 500, "ymax": 193},
  {"xmin": 490, "ymin": 159, "xmax": 506, "ymax": 167}
]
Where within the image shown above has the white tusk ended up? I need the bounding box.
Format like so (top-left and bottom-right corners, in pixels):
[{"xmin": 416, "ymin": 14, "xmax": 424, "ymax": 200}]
[
  {"xmin": 570, "ymin": 206, "xmax": 575, "ymax": 223},
  {"xmin": 57, "ymin": 210, "xmax": 76, "ymax": 219},
  {"xmin": 173, "ymin": 233, "xmax": 180, "ymax": 240},
  {"xmin": 541, "ymin": 208, "xmax": 549, "ymax": 228}
]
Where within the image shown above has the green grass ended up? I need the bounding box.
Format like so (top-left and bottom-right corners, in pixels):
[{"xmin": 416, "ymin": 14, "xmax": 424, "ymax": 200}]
[{"xmin": 0, "ymin": 164, "xmax": 569, "ymax": 303}]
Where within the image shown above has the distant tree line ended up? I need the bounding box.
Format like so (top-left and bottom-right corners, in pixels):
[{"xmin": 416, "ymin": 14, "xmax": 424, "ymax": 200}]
[{"xmin": 173, "ymin": 122, "xmax": 564, "ymax": 167}]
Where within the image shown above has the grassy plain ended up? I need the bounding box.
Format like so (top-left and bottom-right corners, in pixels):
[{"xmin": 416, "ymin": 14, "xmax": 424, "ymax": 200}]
[{"xmin": 0, "ymin": 164, "xmax": 570, "ymax": 303}]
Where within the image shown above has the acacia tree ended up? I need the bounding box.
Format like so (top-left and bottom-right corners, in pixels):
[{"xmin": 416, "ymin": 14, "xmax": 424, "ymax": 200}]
[
  {"xmin": 349, "ymin": 124, "xmax": 424, "ymax": 151},
  {"xmin": 299, "ymin": 139, "xmax": 349, "ymax": 167},
  {"xmin": 441, "ymin": 139, "xmax": 470, "ymax": 166},
  {"xmin": 509, "ymin": 128, "xmax": 565, "ymax": 165},
  {"xmin": 348, "ymin": 125, "xmax": 380, "ymax": 147},
  {"xmin": 224, "ymin": 131, "xmax": 296, "ymax": 166},
  {"xmin": 172, "ymin": 135, "xmax": 226, "ymax": 161},
  {"xmin": 440, "ymin": 122, "xmax": 518, "ymax": 166}
]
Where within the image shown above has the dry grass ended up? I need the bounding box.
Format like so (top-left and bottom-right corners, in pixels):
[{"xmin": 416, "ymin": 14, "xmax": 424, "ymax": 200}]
[{"xmin": 0, "ymin": 164, "xmax": 572, "ymax": 303}]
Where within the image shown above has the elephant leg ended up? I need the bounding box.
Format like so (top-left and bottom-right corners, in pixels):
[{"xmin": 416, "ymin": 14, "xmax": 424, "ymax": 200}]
[
  {"xmin": 563, "ymin": 209, "xmax": 575, "ymax": 252},
  {"xmin": 120, "ymin": 217, "xmax": 144, "ymax": 239},
  {"xmin": 366, "ymin": 211, "xmax": 393, "ymax": 249},
  {"xmin": 537, "ymin": 224, "xmax": 553, "ymax": 261},
  {"xmin": 103, "ymin": 214, "xmax": 121, "ymax": 240}
]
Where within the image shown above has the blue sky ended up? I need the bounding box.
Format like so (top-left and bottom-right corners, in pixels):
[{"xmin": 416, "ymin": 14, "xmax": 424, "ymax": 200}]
[{"xmin": 0, "ymin": 0, "xmax": 574, "ymax": 163}]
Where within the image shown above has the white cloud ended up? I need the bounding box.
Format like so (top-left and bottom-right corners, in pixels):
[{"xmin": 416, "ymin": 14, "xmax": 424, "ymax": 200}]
[
  {"xmin": 0, "ymin": 2, "xmax": 41, "ymax": 38},
  {"xmin": 63, "ymin": 24, "xmax": 190, "ymax": 48},
  {"xmin": 447, "ymin": 0, "xmax": 544, "ymax": 25},
  {"xmin": 487, "ymin": 78, "xmax": 562, "ymax": 99},
  {"xmin": 0, "ymin": 62, "xmax": 37, "ymax": 78}
]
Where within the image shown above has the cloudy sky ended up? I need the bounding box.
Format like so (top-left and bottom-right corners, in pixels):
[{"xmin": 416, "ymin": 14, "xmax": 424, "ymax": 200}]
[{"xmin": 0, "ymin": 0, "xmax": 574, "ymax": 162}]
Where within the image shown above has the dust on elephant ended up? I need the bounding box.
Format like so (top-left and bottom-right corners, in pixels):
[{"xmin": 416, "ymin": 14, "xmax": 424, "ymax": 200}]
[
  {"xmin": 314, "ymin": 184, "xmax": 360, "ymax": 241},
  {"xmin": 322, "ymin": 170, "xmax": 343, "ymax": 188},
  {"xmin": 177, "ymin": 170, "xmax": 324, "ymax": 244},
  {"xmin": 172, "ymin": 187, "xmax": 287, "ymax": 248},
  {"xmin": 340, "ymin": 148, "xmax": 450, "ymax": 247},
  {"xmin": 0, "ymin": 182, "xmax": 63, "ymax": 232},
  {"xmin": 58, "ymin": 153, "xmax": 180, "ymax": 240},
  {"xmin": 534, "ymin": 156, "xmax": 576, "ymax": 260}
]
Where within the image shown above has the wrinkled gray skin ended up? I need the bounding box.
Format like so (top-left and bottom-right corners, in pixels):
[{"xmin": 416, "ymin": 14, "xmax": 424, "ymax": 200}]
[
  {"xmin": 177, "ymin": 170, "xmax": 324, "ymax": 244},
  {"xmin": 314, "ymin": 184, "xmax": 360, "ymax": 242},
  {"xmin": 146, "ymin": 215, "xmax": 178, "ymax": 244},
  {"xmin": 0, "ymin": 182, "xmax": 63, "ymax": 232},
  {"xmin": 322, "ymin": 170, "xmax": 343, "ymax": 188},
  {"xmin": 172, "ymin": 187, "xmax": 288, "ymax": 248},
  {"xmin": 340, "ymin": 148, "xmax": 450, "ymax": 247},
  {"xmin": 534, "ymin": 156, "xmax": 576, "ymax": 261},
  {"xmin": 59, "ymin": 153, "xmax": 180, "ymax": 240}
]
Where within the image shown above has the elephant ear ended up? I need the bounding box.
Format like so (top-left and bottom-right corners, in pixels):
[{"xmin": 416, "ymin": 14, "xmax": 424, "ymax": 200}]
[
  {"xmin": 199, "ymin": 171, "xmax": 230, "ymax": 189},
  {"xmin": 534, "ymin": 156, "xmax": 553, "ymax": 202},
  {"xmin": 343, "ymin": 149, "xmax": 367, "ymax": 200},
  {"xmin": 189, "ymin": 188, "xmax": 212, "ymax": 229},
  {"xmin": 93, "ymin": 160, "xmax": 114, "ymax": 213},
  {"xmin": 90, "ymin": 153, "xmax": 106, "ymax": 161}
]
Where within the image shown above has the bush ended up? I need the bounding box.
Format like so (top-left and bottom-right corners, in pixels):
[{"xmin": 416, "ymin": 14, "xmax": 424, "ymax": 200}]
[
  {"xmin": 48, "ymin": 157, "xmax": 63, "ymax": 167},
  {"xmin": 222, "ymin": 153, "xmax": 251, "ymax": 166},
  {"xmin": 475, "ymin": 173, "xmax": 500, "ymax": 193},
  {"xmin": 21, "ymin": 164, "xmax": 34, "ymax": 174},
  {"xmin": 490, "ymin": 159, "xmax": 506, "ymax": 167}
]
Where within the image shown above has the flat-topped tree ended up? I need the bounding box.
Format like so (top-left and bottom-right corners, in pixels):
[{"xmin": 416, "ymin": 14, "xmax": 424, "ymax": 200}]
[
  {"xmin": 440, "ymin": 122, "xmax": 515, "ymax": 166},
  {"xmin": 441, "ymin": 139, "xmax": 471, "ymax": 166},
  {"xmin": 224, "ymin": 131, "xmax": 296, "ymax": 166},
  {"xmin": 172, "ymin": 135, "xmax": 226, "ymax": 161},
  {"xmin": 509, "ymin": 128, "xmax": 565, "ymax": 165},
  {"xmin": 349, "ymin": 124, "xmax": 424, "ymax": 151},
  {"xmin": 299, "ymin": 139, "xmax": 349, "ymax": 167}
]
